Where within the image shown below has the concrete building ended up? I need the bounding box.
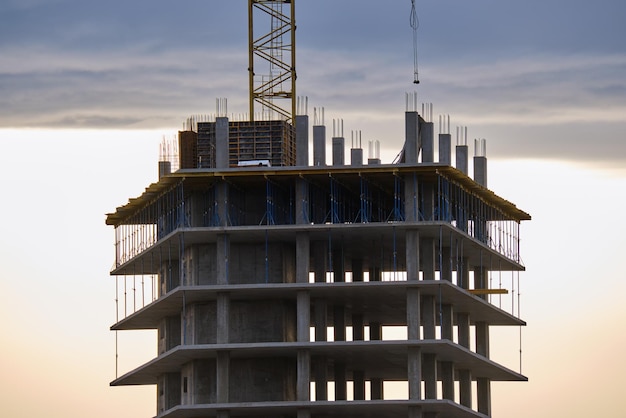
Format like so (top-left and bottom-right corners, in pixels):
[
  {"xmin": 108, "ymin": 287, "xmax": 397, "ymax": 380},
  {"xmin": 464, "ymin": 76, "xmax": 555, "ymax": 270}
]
[{"xmin": 106, "ymin": 109, "xmax": 530, "ymax": 418}]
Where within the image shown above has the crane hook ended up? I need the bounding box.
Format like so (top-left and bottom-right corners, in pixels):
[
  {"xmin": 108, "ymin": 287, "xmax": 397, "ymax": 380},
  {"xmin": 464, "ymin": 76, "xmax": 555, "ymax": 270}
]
[{"xmin": 410, "ymin": 0, "xmax": 420, "ymax": 84}]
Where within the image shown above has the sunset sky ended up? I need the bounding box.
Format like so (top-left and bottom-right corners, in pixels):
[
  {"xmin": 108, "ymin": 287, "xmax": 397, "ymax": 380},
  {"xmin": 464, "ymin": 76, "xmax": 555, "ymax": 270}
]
[{"xmin": 1, "ymin": 1, "xmax": 625, "ymax": 417}]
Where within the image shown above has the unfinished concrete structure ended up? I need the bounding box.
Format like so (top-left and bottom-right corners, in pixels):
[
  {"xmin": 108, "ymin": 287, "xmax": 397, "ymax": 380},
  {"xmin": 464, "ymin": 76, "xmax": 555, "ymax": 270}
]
[
  {"xmin": 106, "ymin": 1, "xmax": 529, "ymax": 416},
  {"xmin": 106, "ymin": 105, "xmax": 530, "ymax": 418}
]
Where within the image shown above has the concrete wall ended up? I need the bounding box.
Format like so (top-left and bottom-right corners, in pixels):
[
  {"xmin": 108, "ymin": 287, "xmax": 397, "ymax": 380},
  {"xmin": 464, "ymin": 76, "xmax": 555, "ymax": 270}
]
[
  {"xmin": 229, "ymin": 300, "xmax": 296, "ymax": 343},
  {"xmin": 183, "ymin": 303, "xmax": 217, "ymax": 345},
  {"xmin": 229, "ymin": 243, "xmax": 295, "ymax": 284},
  {"xmin": 158, "ymin": 315, "xmax": 181, "ymax": 355},
  {"xmin": 229, "ymin": 358, "xmax": 296, "ymax": 402}
]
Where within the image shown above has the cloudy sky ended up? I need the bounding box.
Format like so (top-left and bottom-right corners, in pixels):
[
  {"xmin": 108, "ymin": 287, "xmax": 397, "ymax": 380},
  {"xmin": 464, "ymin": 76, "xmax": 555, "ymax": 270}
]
[{"xmin": 1, "ymin": 1, "xmax": 625, "ymax": 417}]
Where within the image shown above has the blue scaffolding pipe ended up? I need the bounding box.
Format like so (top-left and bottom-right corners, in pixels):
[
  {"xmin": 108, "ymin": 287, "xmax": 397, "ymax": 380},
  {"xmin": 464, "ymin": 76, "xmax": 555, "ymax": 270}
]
[
  {"xmin": 329, "ymin": 176, "xmax": 341, "ymax": 224},
  {"xmin": 388, "ymin": 175, "xmax": 405, "ymax": 222},
  {"xmin": 355, "ymin": 176, "xmax": 371, "ymax": 223},
  {"xmin": 300, "ymin": 180, "xmax": 309, "ymax": 224},
  {"xmin": 261, "ymin": 179, "xmax": 276, "ymax": 225}
]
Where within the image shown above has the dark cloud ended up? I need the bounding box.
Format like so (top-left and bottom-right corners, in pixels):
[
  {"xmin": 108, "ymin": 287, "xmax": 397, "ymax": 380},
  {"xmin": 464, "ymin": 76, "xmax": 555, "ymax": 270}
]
[{"xmin": 1, "ymin": 0, "xmax": 625, "ymax": 164}]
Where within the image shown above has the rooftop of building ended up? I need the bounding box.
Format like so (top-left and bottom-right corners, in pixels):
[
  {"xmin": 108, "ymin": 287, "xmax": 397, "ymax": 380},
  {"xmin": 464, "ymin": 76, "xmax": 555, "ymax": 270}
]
[{"xmin": 106, "ymin": 162, "xmax": 531, "ymax": 226}]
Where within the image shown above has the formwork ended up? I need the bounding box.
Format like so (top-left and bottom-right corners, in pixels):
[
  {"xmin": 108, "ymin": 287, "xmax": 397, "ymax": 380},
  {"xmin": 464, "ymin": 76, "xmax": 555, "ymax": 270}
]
[{"xmin": 178, "ymin": 120, "xmax": 296, "ymax": 169}]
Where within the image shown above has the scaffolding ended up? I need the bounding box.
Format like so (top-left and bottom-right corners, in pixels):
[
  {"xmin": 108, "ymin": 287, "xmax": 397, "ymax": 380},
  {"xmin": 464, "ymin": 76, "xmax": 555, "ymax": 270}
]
[{"xmin": 110, "ymin": 167, "xmax": 527, "ymax": 272}]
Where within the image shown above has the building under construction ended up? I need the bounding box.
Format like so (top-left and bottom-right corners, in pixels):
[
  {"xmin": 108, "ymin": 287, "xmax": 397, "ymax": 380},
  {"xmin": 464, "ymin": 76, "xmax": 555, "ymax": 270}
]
[{"xmin": 105, "ymin": 2, "xmax": 530, "ymax": 418}]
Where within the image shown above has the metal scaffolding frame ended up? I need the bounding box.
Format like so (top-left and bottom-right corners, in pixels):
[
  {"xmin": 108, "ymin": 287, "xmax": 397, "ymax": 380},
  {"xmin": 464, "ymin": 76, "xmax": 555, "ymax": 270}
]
[{"xmin": 248, "ymin": 0, "xmax": 296, "ymax": 123}]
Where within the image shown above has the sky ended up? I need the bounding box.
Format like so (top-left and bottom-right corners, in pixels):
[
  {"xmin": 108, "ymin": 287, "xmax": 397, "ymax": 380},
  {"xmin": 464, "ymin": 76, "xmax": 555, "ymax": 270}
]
[{"xmin": 0, "ymin": 0, "xmax": 625, "ymax": 417}]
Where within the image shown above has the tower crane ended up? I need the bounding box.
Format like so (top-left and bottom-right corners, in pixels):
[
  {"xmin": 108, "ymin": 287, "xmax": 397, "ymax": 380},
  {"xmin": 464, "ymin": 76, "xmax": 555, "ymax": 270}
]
[{"xmin": 247, "ymin": 1, "xmax": 420, "ymax": 124}]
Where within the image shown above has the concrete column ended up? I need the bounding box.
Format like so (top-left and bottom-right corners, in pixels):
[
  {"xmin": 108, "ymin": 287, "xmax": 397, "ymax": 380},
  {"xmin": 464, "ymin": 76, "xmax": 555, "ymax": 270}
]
[
  {"xmin": 296, "ymin": 233, "xmax": 310, "ymax": 284},
  {"xmin": 216, "ymin": 182, "xmax": 230, "ymax": 227},
  {"xmin": 352, "ymin": 258, "xmax": 364, "ymax": 282},
  {"xmin": 313, "ymin": 125, "xmax": 326, "ymax": 166},
  {"xmin": 313, "ymin": 240, "xmax": 327, "ymax": 283},
  {"xmin": 458, "ymin": 369, "xmax": 472, "ymax": 409},
  {"xmin": 408, "ymin": 346, "xmax": 422, "ymax": 401},
  {"xmin": 406, "ymin": 229, "xmax": 420, "ymax": 282},
  {"xmin": 352, "ymin": 314, "xmax": 364, "ymax": 340},
  {"xmin": 215, "ymin": 116, "xmax": 229, "ymax": 169},
  {"xmin": 351, "ymin": 311, "xmax": 365, "ymax": 398},
  {"xmin": 456, "ymin": 145, "xmax": 468, "ymax": 175},
  {"xmin": 216, "ymin": 234, "xmax": 230, "ymax": 285},
  {"xmin": 295, "ymin": 115, "xmax": 309, "ymax": 167},
  {"xmin": 314, "ymin": 357, "xmax": 328, "ymax": 401},
  {"xmin": 332, "ymin": 137, "xmax": 345, "ymax": 166},
  {"xmin": 421, "ymin": 122, "xmax": 434, "ymax": 163},
  {"xmin": 334, "ymin": 362, "xmax": 347, "ymax": 400},
  {"xmin": 405, "ymin": 112, "xmax": 420, "ymax": 164},
  {"xmin": 421, "ymin": 238, "xmax": 435, "ymax": 281},
  {"xmin": 438, "ymin": 133, "xmax": 451, "ymax": 165},
  {"xmin": 476, "ymin": 321, "xmax": 490, "ymax": 358},
  {"xmin": 297, "ymin": 409, "xmax": 311, "ymax": 418},
  {"xmin": 407, "ymin": 288, "xmax": 421, "ymax": 340},
  {"xmin": 216, "ymin": 350, "xmax": 230, "ymax": 403},
  {"xmin": 315, "ymin": 300, "xmax": 327, "ymax": 342},
  {"xmin": 333, "ymin": 305, "xmax": 346, "ymax": 400},
  {"xmin": 297, "ymin": 291, "xmax": 311, "ymax": 342},
  {"xmin": 441, "ymin": 305, "xmax": 454, "ymax": 341},
  {"xmin": 351, "ymin": 148, "xmax": 363, "ymax": 166},
  {"xmin": 423, "ymin": 353, "xmax": 437, "ymax": 400},
  {"xmin": 408, "ymin": 406, "xmax": 423, "ymax": 418},
  {"xmin": 441, "ymin": 303, "xmax": 455, "ymax": 401},
  {"xmin": 217, "ymin": 293, "xmax": 230, "ymax": 344},
  {"xmin": 457, "ymin": 313, "xmax": 470, "ymax": 349},
  {"xmin": 297, "ymin": 349, "xmax": 311, "ymax": 402},
  {"xmin": 334, "ymin": 306, "xmax": 346, "ymax": 341},
  {"xmin": 314, "ymin": 295, "xmax": 328, "ymax": 400},
  {"xmin": 441, "ymin": 361, "xmax": 455, "ymax": 401},
  {"xmin": 370, "ymin": 321, "xmax": 383, "ymax": 400},
  {"xmin": 477, "ymin": 378, "xmax": 492, "ymax": 416},
  {"xmin": 353, "ymin": 370, "xmax": 365, "ymax": 400},
  {"xmin": 369, "ymin": 266, "xmax": 381, "ymax": 282},
  {"xmin": 474, "ymin": 156, "xmax": 487, "ymax": 188},
  {"xmin": 422, "ymin": 295, "xmax": 436, "ymax": 340}
]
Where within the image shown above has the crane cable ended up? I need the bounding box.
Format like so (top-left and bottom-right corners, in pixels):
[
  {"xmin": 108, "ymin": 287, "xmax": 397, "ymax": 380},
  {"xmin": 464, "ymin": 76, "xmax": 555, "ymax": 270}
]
[{"xmin": 410, "ymin": 0, "xmax": 420, "ymax": 84}]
